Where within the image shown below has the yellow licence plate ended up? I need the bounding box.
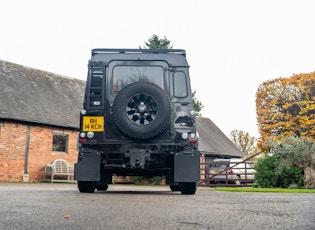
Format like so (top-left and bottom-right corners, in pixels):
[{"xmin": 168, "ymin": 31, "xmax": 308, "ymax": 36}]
[{"xmin": 82, "ymin": 116, "xmax": 104, "ymax": 132}]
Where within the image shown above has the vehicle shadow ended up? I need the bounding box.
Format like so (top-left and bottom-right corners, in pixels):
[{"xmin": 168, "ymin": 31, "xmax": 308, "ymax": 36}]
[{"xmin": 94, "ymin": 190, "xmax": 181, "ymax": 195}]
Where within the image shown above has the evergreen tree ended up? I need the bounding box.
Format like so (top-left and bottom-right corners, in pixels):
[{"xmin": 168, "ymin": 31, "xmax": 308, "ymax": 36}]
[{"xmin": 140, "ymin": 34, "xmax": 173, "ymax": 49}]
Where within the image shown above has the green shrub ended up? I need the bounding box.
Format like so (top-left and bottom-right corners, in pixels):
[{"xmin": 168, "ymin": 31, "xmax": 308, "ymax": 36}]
[
  {"xmin": 253, "ymin": 154, "xmax": 303, "ymax": 188},
  {"xmin": 253, "ymin": 154, "xmax": 279, "ymax": 188},
  {"xmin": 277, "ymin": 164, "xmax": 304, "ymax": 188}
]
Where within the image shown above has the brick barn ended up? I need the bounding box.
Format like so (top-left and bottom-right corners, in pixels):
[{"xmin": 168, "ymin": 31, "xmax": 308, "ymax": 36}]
[
  {"xmin": 0, "ymin": 60, "xmax": 243, "ymax": 182},
  {"xmin": 0, "ymin": 60, "xmax": 85, "ymax": 182}
]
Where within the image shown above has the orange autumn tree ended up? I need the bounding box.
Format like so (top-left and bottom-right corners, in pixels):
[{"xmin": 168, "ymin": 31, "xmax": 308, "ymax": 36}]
[{"xmin": 256, "ymin": 71, "xmax": 315, "ymax": 145}]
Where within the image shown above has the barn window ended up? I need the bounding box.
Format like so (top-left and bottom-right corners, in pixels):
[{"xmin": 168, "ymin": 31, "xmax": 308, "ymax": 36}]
[{"xmin": 52, "ymin": 133, "xmax": 68, "ymax": 153}]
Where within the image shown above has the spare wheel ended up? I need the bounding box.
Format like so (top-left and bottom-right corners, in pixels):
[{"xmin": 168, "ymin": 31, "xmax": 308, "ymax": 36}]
[{"xmin": 112, "ymin": 82, "xmax": 171, "ymax": 140}]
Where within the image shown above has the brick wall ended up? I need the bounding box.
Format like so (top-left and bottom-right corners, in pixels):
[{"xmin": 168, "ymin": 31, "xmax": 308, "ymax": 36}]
[{"xmin": 0, "ymin": 120, "xmax": 78, "ymax": 182}]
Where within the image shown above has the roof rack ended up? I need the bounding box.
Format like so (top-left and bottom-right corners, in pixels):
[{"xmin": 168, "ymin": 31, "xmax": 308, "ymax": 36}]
[{"xmin": 91, "ymin": 48, "xmax": 186, "ymax": 57}]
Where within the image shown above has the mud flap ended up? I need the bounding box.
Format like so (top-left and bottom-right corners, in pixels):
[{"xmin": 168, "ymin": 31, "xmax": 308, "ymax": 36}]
[
  {"xmin": 74, "ymin": 153, "xmax": 101, "ymax": 181},
  {"xmin": 174, "ymin": 149, "xmax": 200, "ymax": 182}
]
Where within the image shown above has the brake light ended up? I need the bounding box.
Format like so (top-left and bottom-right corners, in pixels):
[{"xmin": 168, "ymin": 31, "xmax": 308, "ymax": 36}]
[
  {"xmin": 79, "ymin": 139, "xmax": 87, "ymax": 143},
  {"xmin": 188, "ymin": 133, "xmax": 198, "ymax": 143},
  {"xmin": 229, "ymin": 169, "xmax": 234, "ymax": 174}
]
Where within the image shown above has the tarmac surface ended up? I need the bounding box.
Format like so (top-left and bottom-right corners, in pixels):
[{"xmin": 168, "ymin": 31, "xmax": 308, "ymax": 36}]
[{"xmin": 0, "ymin": 183, "xmax": 314, "ymax": 230}]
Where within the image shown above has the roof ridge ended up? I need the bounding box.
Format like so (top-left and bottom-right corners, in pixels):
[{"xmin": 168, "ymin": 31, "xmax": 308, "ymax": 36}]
[{"xmin": 0, "ymin": 59, "xmax": 79, "ymax": 81}]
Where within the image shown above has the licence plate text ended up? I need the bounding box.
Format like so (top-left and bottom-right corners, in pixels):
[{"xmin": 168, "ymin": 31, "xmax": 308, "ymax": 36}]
[{"xmin": 82, "ymin": 116, "xmax": 104, "ymax": 132}]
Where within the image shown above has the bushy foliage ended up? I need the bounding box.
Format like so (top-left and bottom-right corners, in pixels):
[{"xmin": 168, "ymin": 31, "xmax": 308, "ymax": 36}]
[
  {"xmin": 229, "ymin": 130, "xmax": 257, "ymax": 157},
  {"xmin": 270, "ymin": 136, "xmax": 315, "ymax": 188},
  {"xmin": 277, "ymin": 163, "xmax": 304, "ymax": 188},
  {"xmin": 253, "ymin": 155, "xmax": 279, "ymax": 187},
  {"xmin": 253, "ymin": 154, "xmax": 303, "ymax": 188},
  {"xmin": 256, "ymin": 71, "xmax": 315, "ymax": 147},
  {"xmin": 192, "ymin": 90, "xmax": 204, "ymax": 116}
]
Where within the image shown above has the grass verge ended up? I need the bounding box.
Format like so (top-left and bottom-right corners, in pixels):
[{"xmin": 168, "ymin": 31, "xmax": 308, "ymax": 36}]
[{"xmin": 214, "ymin": 187, "xmax": 315, "ymax": 193}]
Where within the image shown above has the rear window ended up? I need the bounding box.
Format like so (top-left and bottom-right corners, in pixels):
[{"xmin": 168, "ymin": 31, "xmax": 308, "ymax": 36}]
[
  {"xmin": 111, "ymin": 65, "xmax": 164, "ymax": 96},
  {"xmin": 173, "ymin": 71, "xmax": 188, "ymax": 98}
]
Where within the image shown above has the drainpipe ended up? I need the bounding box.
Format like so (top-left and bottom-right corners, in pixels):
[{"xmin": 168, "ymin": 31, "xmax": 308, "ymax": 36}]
[{"xmin": 23, "ymin": 125, "xmax": 30, "ymax": 182}]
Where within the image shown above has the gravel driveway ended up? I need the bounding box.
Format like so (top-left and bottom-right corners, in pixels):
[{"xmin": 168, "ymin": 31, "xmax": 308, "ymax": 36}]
[{"xmin": 0, "ymin": 183, "xmax": 314, "ymax": 230}]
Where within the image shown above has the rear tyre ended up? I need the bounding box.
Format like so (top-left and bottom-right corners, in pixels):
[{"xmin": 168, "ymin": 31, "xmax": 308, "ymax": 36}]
[
  {"xmin": 170, "ymin": 185, "xmax": 181, "ymax": 192},
  {"xmin": 96, "ymin": 184, "xmax": 108, "ymax": 191},
  {"xmin": 78, "ymin": 181, "xmax": 96, "ymax": 193},
  {"xmin": 180, "ymin": 182, "xmax": 197, "ymax": 195}
]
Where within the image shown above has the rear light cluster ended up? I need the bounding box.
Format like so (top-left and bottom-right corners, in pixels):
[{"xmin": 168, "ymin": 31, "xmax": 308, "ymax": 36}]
[
  {"xmin": 79, "ymin": 110, "xmax": 97, "ymax": 143},
  {"xmin": 181, "ymin": 132, "xmax": 198, "ymax": 143},
  {"xmin": 79, "ymin": 131, "xmax": 95, "ymax": 143},
  {"xmin": 228, "ymin": 169, "xmax": 234, "ymax": 174}
]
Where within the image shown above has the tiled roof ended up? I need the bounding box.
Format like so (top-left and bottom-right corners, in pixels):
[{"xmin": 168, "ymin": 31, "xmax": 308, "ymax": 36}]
[
  {"xmin": 197, "ymin": 117, "xmax": 244, "ymax": 157},
  {"xmin": 0, "ymin": 60, "xmax": 85, "ymax": 129}
]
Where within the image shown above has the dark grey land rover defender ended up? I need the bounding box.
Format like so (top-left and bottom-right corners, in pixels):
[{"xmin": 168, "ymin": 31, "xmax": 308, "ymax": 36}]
[{"xmin": 74, "ymin": 49, "xmax": 200, "ymax": 194}]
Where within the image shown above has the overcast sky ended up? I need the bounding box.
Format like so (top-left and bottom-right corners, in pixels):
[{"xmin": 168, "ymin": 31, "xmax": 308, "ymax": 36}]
[{"xmin": 1, "ymin": 0, "xmax": 315, "ymax": 138}]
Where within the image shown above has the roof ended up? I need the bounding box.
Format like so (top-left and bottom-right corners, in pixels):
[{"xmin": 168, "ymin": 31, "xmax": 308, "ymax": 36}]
[
  {"xmin": 91, "ymin": 48, "xmax": 186, "ymax": 56},
  {"xmin": 0, "ymin": 60, "xmax": 85, "ymax": 129},
  {"xmin": 196, "ymin": 117, "xmax": 244, "ymax": 157},
  {"xmin": 90, "ymin": 48, "xmax": 188, "ymax": 67}
]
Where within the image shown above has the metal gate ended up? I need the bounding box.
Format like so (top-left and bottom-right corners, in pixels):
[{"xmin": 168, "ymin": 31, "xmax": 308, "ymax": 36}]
[{"xmin": 199, "ymin": 159, "xmax": 256, "ymax": 187}]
